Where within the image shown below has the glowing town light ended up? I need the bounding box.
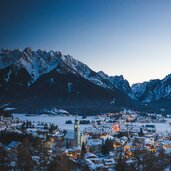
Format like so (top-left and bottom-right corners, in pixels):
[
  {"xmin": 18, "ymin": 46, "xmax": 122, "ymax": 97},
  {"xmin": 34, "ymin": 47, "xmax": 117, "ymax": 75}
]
[{"xmin": 112, "ymin": 123, "xmax": 120, "ymax": 132}]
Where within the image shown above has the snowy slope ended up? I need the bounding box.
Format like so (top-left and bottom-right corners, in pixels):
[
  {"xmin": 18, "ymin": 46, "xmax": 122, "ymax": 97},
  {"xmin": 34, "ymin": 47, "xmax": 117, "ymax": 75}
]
[
  {"xmin": 97, "ymin": 71, "xmax": 136, "ymax": 99},
  {"xmin": 0, "ymin": 47, "xmax": 134, "ymax": 114},
  {"xmin": 61, "ymin": 55, "xmax": 110, "ymax": 89},
  {"xmin": 15, "ymin": 48, "xmax": 62, "ymax": 82},
  {"xmin": 0, "ymin": 48, "xmax": 63, "ymax": 85},
  {"xmin": 132, "ymin": 74, "xmax": 171, "ymax": 102},
  {"xmin": 2, "ymin": 47, "xmax": 171, "ymax": 105},
  {"xmin": 1, "ymin": 48, "xmax": 110, "ymax": 89}
]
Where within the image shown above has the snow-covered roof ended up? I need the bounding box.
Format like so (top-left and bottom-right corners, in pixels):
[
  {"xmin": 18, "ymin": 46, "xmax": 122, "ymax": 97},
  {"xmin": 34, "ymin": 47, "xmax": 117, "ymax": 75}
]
[
  {"xmin": 64, "ymin": 131, "xmax": 74, "ymax": 139},
  {"xmin": 161, "ymin": 140, "xmax": 171, "ymax": 145},
  {"xmin": 52, "ymin": 131, "xmax": 64, "ymax": 137},
  {"xmin": 126, "ymin": 158, "xmax": 137, "ymax": 164},
  {"xmin": 32, "ymin": 156, "xmax": 40, "ymax": 160},
  {"xmin": 6, "ymin": 141, "xmax": 20, "ymax": 149},
  {"xmin": 65, "ymin": 146, "xmax": 81, "ymax": 152},
  {"xmin": 145, "ymin": 138, "xmax": 154, "ymax": 145},
  {"xmin": 86, "ymin": 139, "xmax": 102, "ymax": 146},
  {"xmin": 103, "ymin": 135, "xmax": 114, "ymax": 141},
  {"xmin": 26, "ymin": 128, "xmax": 38, "ymax": 132},
  {"xmin": 104, "ymin": 158, "xmax": 116, "ymax": 165},
  {"xmin": 84, "ymin": 152, "xmax": 98, "ymax": 159}
]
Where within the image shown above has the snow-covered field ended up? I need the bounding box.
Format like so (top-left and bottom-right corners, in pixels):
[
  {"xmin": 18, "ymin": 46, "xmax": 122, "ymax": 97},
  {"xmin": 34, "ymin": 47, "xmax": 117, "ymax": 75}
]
[
  {"xmin": 132, "ymin": 122, "xmax": 171, "ymax": 133},
  {"xmin": 12, "ymin": 114, "xmax": 171, "ymax": 133},
  {"xmin": 12, "ymin": 114, "xmax": 102, "ymax": 131}
]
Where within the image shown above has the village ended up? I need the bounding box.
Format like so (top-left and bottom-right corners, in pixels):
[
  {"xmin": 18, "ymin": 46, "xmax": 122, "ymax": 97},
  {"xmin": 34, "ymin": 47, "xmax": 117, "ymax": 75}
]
[{"xmin": 0, "ymin": 110, "xmax": 171, "ymax": 171}]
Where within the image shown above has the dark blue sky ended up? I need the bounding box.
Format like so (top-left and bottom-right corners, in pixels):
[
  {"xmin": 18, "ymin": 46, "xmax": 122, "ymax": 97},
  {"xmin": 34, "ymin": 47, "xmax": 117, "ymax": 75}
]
[{"xmin": 0, "ymin": 0, "xmax": 171, "ymax": 84}]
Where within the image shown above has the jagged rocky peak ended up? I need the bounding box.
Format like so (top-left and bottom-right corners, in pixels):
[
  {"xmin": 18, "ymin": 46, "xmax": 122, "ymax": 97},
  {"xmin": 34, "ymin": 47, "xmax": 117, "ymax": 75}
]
[
  {"xmin": 131, "ymin": 75, "xmax": 171, "ymax": 102},
  {"xmin": 62, "ymin": 54, "xmax": 89, "ymax": 70},
  {"xmin": 60, "ymin": 55, "xmax": 111, "ymax": 89},
  {"xmin": 0, "ymin": 48, "xmax": 64, "ymax": 83},
  {"xmin": 162, "ymin": 74, "xmax": 171, "ymax": 83},
  {"xmin": 97, "ymin": 71, "xmax": 125, "ymax": 82},
  {"xmin": 97, "ymin": 71, "xmax": 109, "ymax": 78},
  {"xmin": 24, "ymin": 47, "xmax": 32, "ymax": 54},
  {"xmin": 110, "ymin": 75, "xmax": 136, "ymax": 99},
  {"xmin": 131, "ymin": 82, "xmax": 148, "ymax": 99},
  {"xmin": 0, "ymin": 48, "xmax": 135, "ymax": 113},
  {"xmin": 0, "ymin": 47, "xmax": 136, "ymax": 100},
  {"xmin": 97, "ymin": 71, "xmax": 136, "ymax": 99},
  {"xmin": 117, "ymin": 75, "xmax": 124, "ymax": 79},
  {"xmin": 15, "ymin": 48, "xmax": 63, "ymax": 82},
  {"xmin": 111, "ymin": 75, "xmax": 125, "ymax": 82},
  {"xmin": 61, "ymin": 55, "xmax": 93, "ymax": 78},
  {"xmin": 21, "ymin": 48, "xmax": 62, "ymax": 61}
]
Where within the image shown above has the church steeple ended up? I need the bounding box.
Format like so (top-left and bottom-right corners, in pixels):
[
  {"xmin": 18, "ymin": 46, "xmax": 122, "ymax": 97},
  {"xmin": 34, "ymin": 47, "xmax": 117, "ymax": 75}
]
[{"xmin": 74, "ymin": 116, "xmax": 80, "ymax": 146}]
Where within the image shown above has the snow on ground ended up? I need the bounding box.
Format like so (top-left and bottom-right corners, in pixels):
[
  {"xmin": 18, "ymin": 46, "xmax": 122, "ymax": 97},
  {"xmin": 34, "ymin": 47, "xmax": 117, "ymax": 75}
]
[
  {"xmin": 12, "ymin": 114, "xmax": 171, "ymax": 133},
  {"xmin": 12, "ymin": 114, "xmax": 102, "ymax": 131},
  {"xmin": 132, "ymin": 122, "xmax": 171, "ymax": 133}
]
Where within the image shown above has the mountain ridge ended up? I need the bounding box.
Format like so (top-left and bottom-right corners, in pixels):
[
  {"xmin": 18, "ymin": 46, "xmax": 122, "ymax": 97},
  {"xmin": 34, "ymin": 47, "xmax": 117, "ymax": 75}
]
[
  {"xmin": 1, "ymin": 47, "xmax": 171, "ymax": 113},
  {"xmin": 0, "ymin": 48, "xmax": 135, "ymax": 114}
]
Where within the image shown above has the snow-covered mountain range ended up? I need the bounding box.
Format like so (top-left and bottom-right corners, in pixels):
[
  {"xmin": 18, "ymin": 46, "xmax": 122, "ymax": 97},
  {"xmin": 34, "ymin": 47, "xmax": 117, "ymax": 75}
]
[
  {"xmin": 132, "ymin": 74, "xmax": 171, "ymax": 103},
  {"xmin": 0, "ymin": 48, "xmax": 133, "ymax": 97},
  {"xmin": 0, "ymin": 47, "xmax": 171, "ymax": 113},
  {"xmin": 0, "ymin": 48, "xmax": 134, "ymax": 113},
  {"xmin": 97, "ymin": 71, "xmax": 136, "ymax": 99}
]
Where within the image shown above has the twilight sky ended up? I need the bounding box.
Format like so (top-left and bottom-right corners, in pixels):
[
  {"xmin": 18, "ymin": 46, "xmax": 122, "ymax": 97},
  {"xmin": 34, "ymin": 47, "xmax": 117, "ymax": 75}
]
[{"xmin": 0, "ymin": 0, "xmax": 171, "ymax": 84}]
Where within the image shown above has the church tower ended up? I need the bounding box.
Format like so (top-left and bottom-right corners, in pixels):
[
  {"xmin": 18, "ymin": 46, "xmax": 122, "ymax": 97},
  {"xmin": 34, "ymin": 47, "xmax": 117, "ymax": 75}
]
[{"xmin": 74, "ymin": 116, "xmax": 81, "ymax": 146}]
